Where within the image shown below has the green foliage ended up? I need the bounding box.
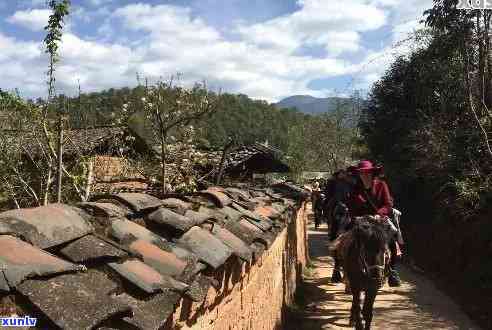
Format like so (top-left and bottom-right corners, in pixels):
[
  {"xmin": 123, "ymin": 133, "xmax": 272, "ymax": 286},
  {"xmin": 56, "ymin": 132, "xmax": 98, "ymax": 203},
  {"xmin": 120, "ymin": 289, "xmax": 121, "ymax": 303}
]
[
  {"xmin": 196, "ymin": 93, "xmax": 309, "ymax": 151},
  {"xmin": 287, "ymin": 96, "xmax": 363, "ymax": 181},
  {"xmin": 44, "ymin": 0, "xmax": 70, "ymax": 99},
  {"xmin": 361, "ymin": 2, "xmax": 492, "ymax": 218},
  {"xmin": 52, "ymin": 85, "xmax": 363, "ymax": 183}
]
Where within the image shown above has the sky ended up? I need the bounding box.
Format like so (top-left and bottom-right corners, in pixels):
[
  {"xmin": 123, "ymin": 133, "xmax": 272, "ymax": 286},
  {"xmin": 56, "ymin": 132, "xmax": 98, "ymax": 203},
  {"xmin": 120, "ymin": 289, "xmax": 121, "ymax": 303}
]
[{"xmin": 0, "ymin": 0, "xmax": 433, "ymax": 102}]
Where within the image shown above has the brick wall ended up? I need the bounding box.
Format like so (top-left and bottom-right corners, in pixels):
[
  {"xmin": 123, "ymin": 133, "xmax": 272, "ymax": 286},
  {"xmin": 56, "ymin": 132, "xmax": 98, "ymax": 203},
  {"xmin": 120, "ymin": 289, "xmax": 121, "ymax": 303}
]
[
  {"xmin": 92, "ymin": 155, "xmax": 144, "ymax": 182},
  {"xmin": 168, "ymin": 202, "xmax": 309, "ymax": 330}
]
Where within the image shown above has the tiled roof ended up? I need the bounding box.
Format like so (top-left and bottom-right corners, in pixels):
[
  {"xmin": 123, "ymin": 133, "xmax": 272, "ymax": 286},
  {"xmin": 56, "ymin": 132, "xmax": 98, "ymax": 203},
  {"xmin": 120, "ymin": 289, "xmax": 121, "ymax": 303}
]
[
  {"xmin": 1, "ymin": 127, "xmax": 124, "ymax": 156},
  {"xmin": 222, "ymin": 142, "xmax": 289, "ymax": 173},
  {"xmin": 0, "ymin": 182, "xmax": 306, "ymax": 329}
]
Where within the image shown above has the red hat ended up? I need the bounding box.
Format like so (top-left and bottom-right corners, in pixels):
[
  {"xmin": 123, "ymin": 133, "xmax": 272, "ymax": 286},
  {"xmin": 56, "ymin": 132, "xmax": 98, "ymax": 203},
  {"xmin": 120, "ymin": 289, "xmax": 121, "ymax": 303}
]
[{"xmin": 355, "ymin": 160, "xmax": 381, "ymax": 172}]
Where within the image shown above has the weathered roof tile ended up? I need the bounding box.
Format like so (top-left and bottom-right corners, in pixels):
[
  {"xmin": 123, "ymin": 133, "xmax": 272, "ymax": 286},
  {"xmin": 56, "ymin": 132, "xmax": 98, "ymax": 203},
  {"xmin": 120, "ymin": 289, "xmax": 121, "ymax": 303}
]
[
  {"xmin": 271, "ymin": 202, "xmax": 288, "ymax": 214},
  {"xmin": 108, "ymin": 259, "xmax": 188, "ymax": 294},
  {"xmin": 233, "ymin": 219, "xmax": 270, "ymax": 247},
  {"xmin": 217, "ymin": 206, "xmax": 243, "ymax": 222},
  {"xmin": 254, "ymin": 205, "xmax": 282, "ymax": 220},
  {"xmin": 177, "ymin": 226, "xmax": 233, "ymax": 269},
  {"xmin": 112, "ymin": 291, "xmax": 181, "ymax": 330},
  {"xmin": 206, "ymin": 224, "xmax": 252, "ymax": 261},
  {"xmin": 231, "ymin": 202, "xmax": 273, "ymax": 231},
  {"xmin": 183, "ymin": 209, "xmax": 213, "ymax": 226},
  {"xmin": 18, "ymin": 271, "xmax": 131, "ymax": 330},
  {"xmin": 0, "ymin": 204, "xmax": 93, "ymax": 249},
  {"xmin": 77, "ymin": 202, "xmax": 130, "ymax": 218},
  {"xmin": 0, "ymin": 235, "xmax": 84, "ymax": 289},
  {"xmin": 128, "ymin": 239, "xmax": 188, "ymax": 278},
  {"xmin": 250, "ymin": 190, "xmax": 267, "ymax": 198},
  {"xmin": 59, "ymin": 234, "xmax": 127, "ymax": 263},
  {"xmin": 94, "ymin": 193, "xmax": 163, "ymax": 213},
  {"xmin": 0, "ymin": 272, "xmax": 9, "ymax": 292},
  {"xmin": 224, "ymin": 187, "xmax": 251, "ymax": 201},
  {"xmin": 147, "ymin": 208, "xmax": 195, "ymax": 232},
  {"xmin": 111, "ymin": 219, "xmax": 164, "ymax": 246},
  {"xmin": 200, "ymin": 208, "xmax": 266, "ymax": 246},
  {"xmin": 198, "ymin": 189, "xmax": 232, "ymax": 208},
  {"xmin": 161, "ymin": 198, "xmax": 192, "ymax": 215}
]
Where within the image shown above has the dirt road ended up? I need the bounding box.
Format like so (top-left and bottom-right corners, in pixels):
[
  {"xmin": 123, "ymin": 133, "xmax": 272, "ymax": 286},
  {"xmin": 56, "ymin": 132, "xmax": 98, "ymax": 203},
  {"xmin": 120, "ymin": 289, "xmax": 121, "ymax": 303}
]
[{"xmin": 290, "ymin": 223, "xmax": 481, "ymax": 330}]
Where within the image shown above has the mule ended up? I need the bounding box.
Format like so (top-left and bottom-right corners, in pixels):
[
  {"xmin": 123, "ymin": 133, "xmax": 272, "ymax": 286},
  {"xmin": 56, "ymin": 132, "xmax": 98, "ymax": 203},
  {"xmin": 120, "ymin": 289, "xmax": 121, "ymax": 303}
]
[
  {"xmin": 343, "ymin": 219, "xmax": 389, "ymax": 330},
  {"xmin": 329, "ymin": 202, "xmax": 351, "ymax": 283}
]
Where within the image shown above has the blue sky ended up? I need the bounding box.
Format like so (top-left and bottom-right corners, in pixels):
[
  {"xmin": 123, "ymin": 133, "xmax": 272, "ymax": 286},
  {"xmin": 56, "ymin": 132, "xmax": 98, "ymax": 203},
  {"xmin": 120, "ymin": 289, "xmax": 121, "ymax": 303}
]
[{"xmin": 0, "ymin": 0, "xmax": 432, "ymax": 101}]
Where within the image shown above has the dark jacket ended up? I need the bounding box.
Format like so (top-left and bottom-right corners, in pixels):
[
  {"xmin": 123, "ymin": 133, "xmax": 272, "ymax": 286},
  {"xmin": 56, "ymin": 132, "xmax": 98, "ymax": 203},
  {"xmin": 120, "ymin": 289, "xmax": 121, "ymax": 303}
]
[
  {"xmin": 348, "ymin": 178, "xmax": 393, "ymax": 217},
  {"xmin": 334, "ymin": 180, "xmax": 352, "ymax": 203}
]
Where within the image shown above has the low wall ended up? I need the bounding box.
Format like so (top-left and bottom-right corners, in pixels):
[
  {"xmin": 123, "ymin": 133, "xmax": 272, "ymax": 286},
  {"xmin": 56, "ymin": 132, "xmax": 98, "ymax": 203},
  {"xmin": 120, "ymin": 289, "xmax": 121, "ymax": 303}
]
[{"xmin": 168, "ymin": 202, "xmax": 309, "ymax": 330}]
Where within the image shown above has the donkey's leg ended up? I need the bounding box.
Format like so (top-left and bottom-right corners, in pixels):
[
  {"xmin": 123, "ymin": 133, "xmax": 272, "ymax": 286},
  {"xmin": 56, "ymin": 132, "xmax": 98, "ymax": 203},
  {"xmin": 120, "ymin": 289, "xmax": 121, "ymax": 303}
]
[
  {"xmin": 350, "ymin": 290, "xmax": 363, "ymax": 330},
  {"xmin": 362, "ymin": 286, "xmax": 377, "ymax": 330},
  {"xmin": 331, "ymin": 257, "xmax": 343, "ymax": 283}
]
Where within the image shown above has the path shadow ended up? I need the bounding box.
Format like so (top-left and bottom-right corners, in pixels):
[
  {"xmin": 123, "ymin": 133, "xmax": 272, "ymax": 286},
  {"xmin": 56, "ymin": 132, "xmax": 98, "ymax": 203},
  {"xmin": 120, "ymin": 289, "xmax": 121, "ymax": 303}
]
[{"xmin": 285, "ymin": 222, "xmax": 481, "ymax": 330}]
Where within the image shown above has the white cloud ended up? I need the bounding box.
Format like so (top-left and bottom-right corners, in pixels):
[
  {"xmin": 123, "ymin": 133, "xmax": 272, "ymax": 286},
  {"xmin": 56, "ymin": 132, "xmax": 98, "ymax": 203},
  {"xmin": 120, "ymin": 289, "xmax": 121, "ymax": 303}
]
[
  {"xmin": 0, "ymin": 33, "xmax": 45, "ymax": 97},
  {"xmin": 238, "ymin": 0, "xmax": 387, "ymax": 55},
  {"xmin": 0, "ymin": 1, "xmax": 435, "ymax": 101},
  {"xmin": 88, "ymin": 0, "xmax": 113, "ymax": 6},
  {"xmin": 7, "ymin": 9, "xmax": 51, "ymax": 31},
  {"xmin": 0, "ymin": 2, "xmax": 357, "ymax": 101},
  {"xmin": 112, "ymin": 3, "xmax": 354, "ymax": 100}
]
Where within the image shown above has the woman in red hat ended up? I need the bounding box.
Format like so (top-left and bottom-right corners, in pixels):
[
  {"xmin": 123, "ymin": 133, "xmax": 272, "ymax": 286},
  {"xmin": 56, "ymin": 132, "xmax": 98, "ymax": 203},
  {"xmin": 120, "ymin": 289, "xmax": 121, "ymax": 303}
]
[{"xmin": 348, "ymin": 160, "xmax": 401, "ymax": 287}]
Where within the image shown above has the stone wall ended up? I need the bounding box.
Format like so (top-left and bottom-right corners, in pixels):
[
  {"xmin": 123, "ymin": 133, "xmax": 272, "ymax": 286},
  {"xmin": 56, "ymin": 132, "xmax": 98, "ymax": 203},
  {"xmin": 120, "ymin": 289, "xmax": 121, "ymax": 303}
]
[{"xmin": 169, "ymin": 202, "xmax": 309, "ymax": 330}]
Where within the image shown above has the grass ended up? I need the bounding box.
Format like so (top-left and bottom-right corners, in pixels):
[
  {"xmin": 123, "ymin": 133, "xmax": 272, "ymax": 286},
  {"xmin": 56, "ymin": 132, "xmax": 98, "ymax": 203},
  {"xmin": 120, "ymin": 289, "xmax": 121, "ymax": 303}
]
[{"xmin": 303, "ymin": 261, "xmax": 317, "ymax": 279}]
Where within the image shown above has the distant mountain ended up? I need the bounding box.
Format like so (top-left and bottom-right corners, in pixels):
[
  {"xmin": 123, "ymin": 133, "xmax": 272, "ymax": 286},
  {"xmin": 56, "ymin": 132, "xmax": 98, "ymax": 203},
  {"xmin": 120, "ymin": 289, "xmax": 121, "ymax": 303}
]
[{"xmin": 275, "ymin": 95, "xmax": 352, "ymax": 115}]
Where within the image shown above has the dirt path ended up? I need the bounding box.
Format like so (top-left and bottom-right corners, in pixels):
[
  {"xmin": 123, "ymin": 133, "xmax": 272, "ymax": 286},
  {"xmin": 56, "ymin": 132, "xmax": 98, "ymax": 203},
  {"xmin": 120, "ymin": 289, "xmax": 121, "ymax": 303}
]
[{"xmin": 291, "ymin": 222, "xmax": 481, "ymax": 330}]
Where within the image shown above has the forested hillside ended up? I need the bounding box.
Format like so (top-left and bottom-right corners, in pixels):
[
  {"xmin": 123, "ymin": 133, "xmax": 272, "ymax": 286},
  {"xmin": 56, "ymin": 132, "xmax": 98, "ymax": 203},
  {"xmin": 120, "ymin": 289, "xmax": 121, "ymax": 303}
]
[
  {"xmin": 42, "ymin": 86, "xmax": 363, "ymax": 173},
  {"xmin": 361, "ymin": 1, "xmax": 492, "ymax": 327},
  {"xmin": 275, "ymin": 95, "xmax": 353, "ymax": 115}
]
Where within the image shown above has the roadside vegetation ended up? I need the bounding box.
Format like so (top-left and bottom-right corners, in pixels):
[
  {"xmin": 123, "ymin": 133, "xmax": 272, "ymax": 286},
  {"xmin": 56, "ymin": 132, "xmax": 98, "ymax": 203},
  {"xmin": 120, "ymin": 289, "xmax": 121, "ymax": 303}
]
[{"xmin": 361, "ymin": 1, "xmax": 492, "ymax": 327}]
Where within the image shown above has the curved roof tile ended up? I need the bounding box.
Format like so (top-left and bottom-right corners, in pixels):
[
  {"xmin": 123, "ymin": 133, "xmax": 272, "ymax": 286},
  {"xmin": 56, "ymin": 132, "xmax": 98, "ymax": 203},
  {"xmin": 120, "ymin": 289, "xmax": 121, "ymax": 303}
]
[
  {"xmin": 59, "ymin": 234, "xmax": 127, "ymax": 263},
  {"xmin": 128, "ymin": 239, "xmax": 188, "ymax": 278},
  {"xmin": 112, "ymin": 291, "xmax": 181, "ymax": 330},
  {"xmin": 111, "ymin": 219, "xmax": 164, "ymax": 246},
  {"xmin": 198, "ymin": 189, "xmax": 232, "ymax": 208},
  {"xmin": 208, "ymin": 224, "xmax": 252, "ymax": 261},
  {"xmin": 92, "ymin": 193, "xmax": 163, "ymax": 213},
  {"xmin": 161, "ymin": 198, "xmax": 192, "ymax": 215},
  {"xmin": 147, "ymin": 208, "xmax": 195, "ymax": 232},
  {"xmin": 77, "ymin": 202, "xmax": 130, "ymax": 218},
  {"xmin": 177, "ymin": 226, "xmax": 233, "ymax": 269},
  {"xmin": 0, "ymin": 204, "xmax": 93, "ymax": 249},
  {"xmin": 108, "ymin": 259, "xmax": 188, "ymax": 294},
  {"xmin": 17, "ymin": 271, "xmax": 132, "ymax": 330},
  {"xmin": 0, "ymin": 235, "xmax": 84, "ymax": 289}
]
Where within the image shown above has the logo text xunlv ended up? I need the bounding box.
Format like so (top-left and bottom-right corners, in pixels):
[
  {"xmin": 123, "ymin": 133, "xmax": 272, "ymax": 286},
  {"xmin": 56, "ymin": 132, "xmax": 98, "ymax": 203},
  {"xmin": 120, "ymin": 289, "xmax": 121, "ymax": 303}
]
[{"xmin": 0, "ymin": 316, "xmax": 37, "ymax": 327}]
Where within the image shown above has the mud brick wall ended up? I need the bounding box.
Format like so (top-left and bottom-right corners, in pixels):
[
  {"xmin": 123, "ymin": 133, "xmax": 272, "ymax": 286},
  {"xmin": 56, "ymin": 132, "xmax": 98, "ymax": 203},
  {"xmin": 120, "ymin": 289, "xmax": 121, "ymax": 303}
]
[
  {"xmin": 92, "ymin": 155, "xmax": 144, "ymax": 182},
  {"xmin": 0, "ymin": 183, "xmax": 309, "ymax": 330},
  {"xmin": 169, "ymin": 201, "xmax": 309, "ymax": 330}
]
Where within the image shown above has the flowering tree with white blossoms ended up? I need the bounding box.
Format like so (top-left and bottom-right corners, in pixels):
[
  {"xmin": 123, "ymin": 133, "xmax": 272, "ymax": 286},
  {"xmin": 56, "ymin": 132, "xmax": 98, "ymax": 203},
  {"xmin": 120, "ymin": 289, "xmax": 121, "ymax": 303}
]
[{"xmin": 130, "ymin": 77, "xmax": 219, "ymax": 194}]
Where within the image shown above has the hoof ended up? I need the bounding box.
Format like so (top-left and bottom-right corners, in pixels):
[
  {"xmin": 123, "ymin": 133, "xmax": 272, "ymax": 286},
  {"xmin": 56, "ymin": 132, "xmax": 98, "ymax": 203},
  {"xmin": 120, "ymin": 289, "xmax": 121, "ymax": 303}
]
[
  {"xmin": 388, "ymin": 275, "xmax": 401, "ymax": 287},
  {"xmin": 331, "ymin": 270, "xmax": 342, "ymax": 283}
]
